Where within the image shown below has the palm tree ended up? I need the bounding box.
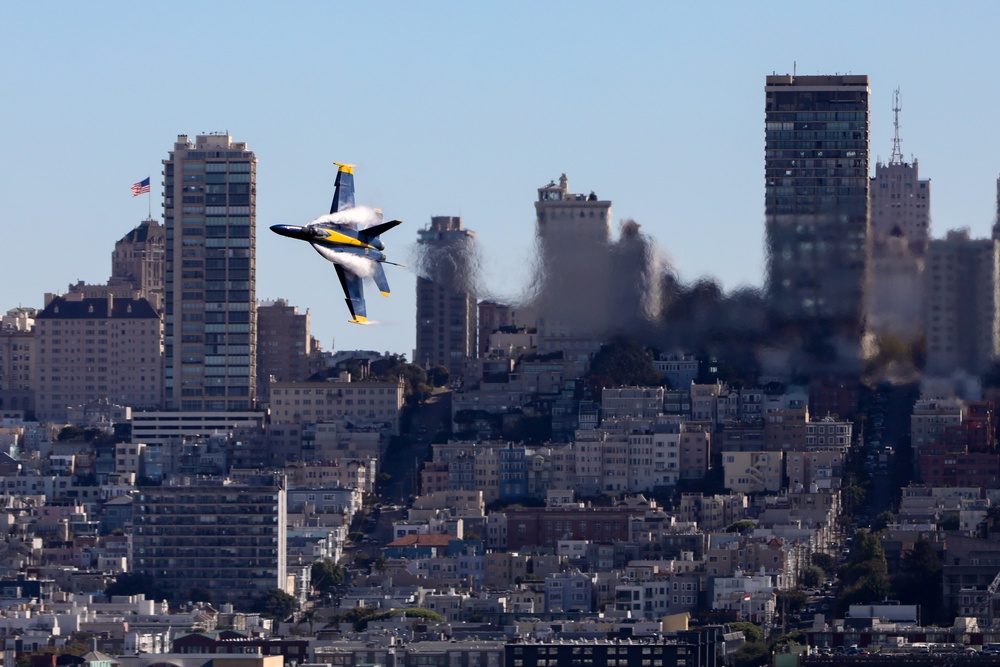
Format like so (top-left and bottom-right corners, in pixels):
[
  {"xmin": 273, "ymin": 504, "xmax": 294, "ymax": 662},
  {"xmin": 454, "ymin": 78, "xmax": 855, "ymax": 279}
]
[{"xmin": 295, "ymin": 609, "xmax": 319, "ymax": 636}]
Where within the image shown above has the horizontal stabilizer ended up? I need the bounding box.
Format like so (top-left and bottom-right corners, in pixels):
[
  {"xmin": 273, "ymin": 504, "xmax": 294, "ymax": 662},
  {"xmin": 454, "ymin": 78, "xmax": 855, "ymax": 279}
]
[
  {"xmin": 372, "ymin": 262, "xmax": 391, "ymax": 296},
  {"xmin": 362, "ymin": 219, "xmax": 402, "ymax": 239}
]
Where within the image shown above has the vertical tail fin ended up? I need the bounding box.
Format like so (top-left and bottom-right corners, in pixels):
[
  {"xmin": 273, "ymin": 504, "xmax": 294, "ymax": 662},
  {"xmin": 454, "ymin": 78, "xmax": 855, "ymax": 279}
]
[
  {"xmin": 372, "ymin": 262, "xmax": 391, "ymax": 296},
  {"xmin": 330, "ymin": 163, "xmax": 356, "ymax": 214}
]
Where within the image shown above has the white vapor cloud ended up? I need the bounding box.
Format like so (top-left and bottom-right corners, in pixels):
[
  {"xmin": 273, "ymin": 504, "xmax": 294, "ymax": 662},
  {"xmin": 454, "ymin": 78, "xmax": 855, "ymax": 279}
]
[{"xmin": 307, "ymin": 205, "xmax": 383, "ymax": 230}]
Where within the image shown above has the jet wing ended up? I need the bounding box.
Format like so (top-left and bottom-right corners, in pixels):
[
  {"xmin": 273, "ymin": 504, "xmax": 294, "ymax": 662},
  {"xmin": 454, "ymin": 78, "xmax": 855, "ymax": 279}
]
[
  {"xmin": 330, "ymin": 163, "xmax": 356, "ymax": 214},
  {"xmin": 334, "ymin": 263, "xmax": 368, "ymax": 324}
]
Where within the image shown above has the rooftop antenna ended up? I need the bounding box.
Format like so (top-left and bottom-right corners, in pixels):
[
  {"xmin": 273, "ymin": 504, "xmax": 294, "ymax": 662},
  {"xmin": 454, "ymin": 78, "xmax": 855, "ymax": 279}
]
[{"xmin": 890, "ymin": 87, "xmax": 904, "ymax": 165}]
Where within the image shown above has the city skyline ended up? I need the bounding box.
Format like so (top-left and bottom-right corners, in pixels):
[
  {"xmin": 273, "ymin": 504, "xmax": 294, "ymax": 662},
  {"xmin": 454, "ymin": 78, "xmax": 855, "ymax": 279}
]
[{"xmin": 5, "ymin": 3, "xmax": 1000, "ymax": 356}]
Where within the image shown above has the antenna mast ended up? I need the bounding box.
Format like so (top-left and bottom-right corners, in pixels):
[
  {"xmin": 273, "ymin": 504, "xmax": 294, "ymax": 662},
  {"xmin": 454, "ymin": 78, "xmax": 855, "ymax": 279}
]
[{"xmin": 890, "ymin": 87, "xmax": 903, "ymax": 165}]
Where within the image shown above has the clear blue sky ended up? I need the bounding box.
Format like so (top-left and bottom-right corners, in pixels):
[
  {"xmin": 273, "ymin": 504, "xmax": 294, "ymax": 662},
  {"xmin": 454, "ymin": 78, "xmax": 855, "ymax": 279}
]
[{"xmin": 3, "ymin": 2, "xmax": 1000, "ymax": 357}]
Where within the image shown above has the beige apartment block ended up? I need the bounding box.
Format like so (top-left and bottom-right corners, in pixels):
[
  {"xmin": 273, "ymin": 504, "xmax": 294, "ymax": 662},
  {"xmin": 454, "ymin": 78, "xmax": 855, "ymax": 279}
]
[
  {"xmin": 270, "ymin": 376, "xmax": 404, "ymax": 433},
  {"xmin": 723, "ymin": 450, "xmax": 783, "ymax": 494},
  {"xmin": 35, "ymin": 295, "xmax": 162, "ymax": 422},
  {"xmin": 601, "ymin": 386, "xmax": 664, "ymax": 421},
  {"xmin": 256, "ymin": 299, "xmax": 322, "ymax": 404}
]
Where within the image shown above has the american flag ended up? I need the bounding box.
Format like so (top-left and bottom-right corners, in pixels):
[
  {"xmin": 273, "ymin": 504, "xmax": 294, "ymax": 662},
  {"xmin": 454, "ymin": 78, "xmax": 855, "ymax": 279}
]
[{"xmin": 131, "ymin": 177, "xmax": 150, "ymax": 196}]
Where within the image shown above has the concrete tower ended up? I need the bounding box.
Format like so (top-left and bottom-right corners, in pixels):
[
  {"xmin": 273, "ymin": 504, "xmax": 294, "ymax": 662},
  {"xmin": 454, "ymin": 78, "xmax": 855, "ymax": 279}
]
[
  {"xmin": 163, "ymin": 134, "xmax": 257, "ymax": 411},
  {"xmin": 109, "ymin": 218, "xmax": 166, "ymax": 310},
  {"xmin": 415, "ymin": 216, "xmax": 477, "ymax": 380},
  {"xmin": 764, "ymin": 74, "xmax": 870, "ymax": 331},
  {"xmin": 256, "ymin": 298, "xmax": 321, "ymax": 404},
  {"xmin": 533, "ymin": 174, "xmax": 612, "ymax": 352},
  {"xmin": 924, "ymin": 229, "xmax": 1000, "ymax": 376},
  {"xmin": 866, "ymin": 89, "xmax": 930, "ymax": 340}
]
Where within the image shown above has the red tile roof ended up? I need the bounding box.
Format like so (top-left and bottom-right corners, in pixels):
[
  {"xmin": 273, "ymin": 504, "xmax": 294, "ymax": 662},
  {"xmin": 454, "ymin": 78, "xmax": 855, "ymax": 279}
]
[{"xmin": 387, "ymin": 533, "xmax": 454, "ymax": 548}]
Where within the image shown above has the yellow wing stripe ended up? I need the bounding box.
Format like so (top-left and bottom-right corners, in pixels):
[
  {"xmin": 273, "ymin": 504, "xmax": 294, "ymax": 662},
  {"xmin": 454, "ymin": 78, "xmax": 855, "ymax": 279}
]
[{"xmin": 320, "ymin": 229, "xmax": 368, "ymax": 247}]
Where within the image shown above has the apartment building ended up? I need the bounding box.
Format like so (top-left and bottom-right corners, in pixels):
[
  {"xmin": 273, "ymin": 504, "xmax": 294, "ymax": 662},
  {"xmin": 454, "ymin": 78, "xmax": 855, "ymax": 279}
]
[{"xmin": 132, "ymin": 473, "xmax": 286, "ymax": 606}]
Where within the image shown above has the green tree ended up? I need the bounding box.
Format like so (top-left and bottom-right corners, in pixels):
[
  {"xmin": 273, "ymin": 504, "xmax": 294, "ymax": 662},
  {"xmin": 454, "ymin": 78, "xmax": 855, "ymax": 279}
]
[
  {"xmin": 871, "ymin": 510, "xmax": 895, "ymax": 533},
  {"xmin": 587, "ymin": 336, "xmax": 664, "ymax": 390},
  {"xmin": 295, "ymin": 609, "xmax": 319, "ymax": 635},
  {"xmin": 427, "ymin": 365, "xmax": 450, "ymax": 388},
  {"xmin": 15, "ymin": 634, "xmax": 95, "ymax": 667},
  {"xmin": 893, "ymin": 537, "xmax": 943, "ymax": 624},
  {"xmin": 311, "ymin": 559, "xmax": 345, "ymax": 594},
  {"xmin": 58, "ymin": 426, "xmax": 87, "ymax": 441},
  {"xmin": 371, "ymin": 355, "xmax": 433, "ymax": 406},
  {"xmin": 503, "ymin": 414, "xmax": 551, "ymax": 445},
  {"xmin": 836, "ymin": 530, "xmax": 890, "ymax": 615},
  {"xmin": 772, "ymin": 630, "xmax": 806, "ymax": 648},
  {"xmin": 373, "ymin": 554, "xmax": 388, "ymax": 573},
  {"xmin": 732, "ymin": 641, "xmax": 770, "ymax": 667},
  {"xmin": 841, "ymin": 483, "xmax": 868, "ymax": 516},
  {"xmin": 355, "ymin": 607, "xmax": 444, "ymax": 631},
  {"xmin": 106, "ymin": 573, "xmax": 163, "ymax": 601},
  {"xmin": 842, "ymin": 530, "xmax": 887, "ymax": 581},
  {"xmin": 726, "ymin": 519, "xmax": 755, "ymax": 533},
  {"xmin": 252, "ymin": 588, "xmax": 298, "ymax": 620},
  {"xmin": 800, "ymin": 565, "xmax": 824, "ymax": 589},
  {"xmin": 775, "ymin": 589, "xmax": 808, "ymax": 615},
  {"xmin": 728, "ymin": 621, "xmax": 763, "ymax": 643},
  {"xmin": 811, "ymin": 552, "xmax": 837, "ymax": 575},
  {"xmin": 838, "ymin": 572, "xmax": 891, "ymax": 613}
]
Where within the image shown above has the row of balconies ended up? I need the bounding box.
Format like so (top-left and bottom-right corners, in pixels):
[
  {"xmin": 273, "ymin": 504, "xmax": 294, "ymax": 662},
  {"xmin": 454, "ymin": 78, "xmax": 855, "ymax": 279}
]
[{"xmin": 137, "ymin": 541, "xmax": 278, "ymax": 552}]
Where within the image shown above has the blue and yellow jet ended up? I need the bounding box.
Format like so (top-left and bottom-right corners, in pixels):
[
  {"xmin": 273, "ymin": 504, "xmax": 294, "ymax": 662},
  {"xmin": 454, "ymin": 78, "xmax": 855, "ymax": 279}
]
[{"xmin": 271, "ymin": 163, "xmax": 402, "ymax": 324}]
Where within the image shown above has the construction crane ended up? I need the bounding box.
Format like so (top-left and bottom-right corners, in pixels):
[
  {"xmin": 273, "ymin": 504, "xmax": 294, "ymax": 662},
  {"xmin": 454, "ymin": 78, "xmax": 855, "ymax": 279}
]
[{"xmin": 973, "ymin": 568, "xmax": 1000, "ymax": 628}]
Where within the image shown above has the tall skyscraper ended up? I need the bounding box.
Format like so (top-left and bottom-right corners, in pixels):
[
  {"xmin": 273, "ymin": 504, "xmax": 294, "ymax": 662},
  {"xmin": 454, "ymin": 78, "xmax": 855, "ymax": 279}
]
[
  {"xmin": 415, "ymin": 216, "xmax": 477, "ymax": 380},
  {"xmin": 533, "ymin": 174, "xmax": 612, "ymax": 352},
  {"xmin": 924, "ymin": 229, "xmax": 1000, "ymax": 376},
  {"xmin": 866, "ymin": 91, "xmax": 930, "ymax": 339},
  {"xmin": 870, "ymin": 89, "xmax": 931, "ymax": 255},
  {"xmin": 163, "ymin": 134, "xmax": 257, "ymax": 411},
  {"xmin": 764, "ymin": 75, "xmax": 870, "ymax": 330}
]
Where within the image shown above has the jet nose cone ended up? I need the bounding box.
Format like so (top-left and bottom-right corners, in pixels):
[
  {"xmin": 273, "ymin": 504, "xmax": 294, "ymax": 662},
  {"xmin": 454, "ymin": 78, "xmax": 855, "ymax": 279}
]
[{"xmin": 270, "ymin": 224, "xmax": 303, "ymax": 239}]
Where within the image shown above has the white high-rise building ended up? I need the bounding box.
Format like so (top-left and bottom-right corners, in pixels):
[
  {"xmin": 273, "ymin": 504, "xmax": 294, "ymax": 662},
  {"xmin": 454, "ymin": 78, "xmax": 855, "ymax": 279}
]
[
  {"xmin": 866, "ymin": 94, "xmax": 931, "ymax": 342},
  {"xmin": 870, "ymin": 159, "xmax": 931, "ymax": 254},
  {"xmin": 533, "ymin": 174, "xmax": 612, "ymax": 352}
]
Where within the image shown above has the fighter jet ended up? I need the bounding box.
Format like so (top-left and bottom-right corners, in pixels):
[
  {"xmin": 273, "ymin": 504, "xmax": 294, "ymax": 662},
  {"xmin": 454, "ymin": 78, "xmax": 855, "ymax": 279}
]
[{"xmin": 270, "ymin": 163, "xmax": 402, "ymax": 324}]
